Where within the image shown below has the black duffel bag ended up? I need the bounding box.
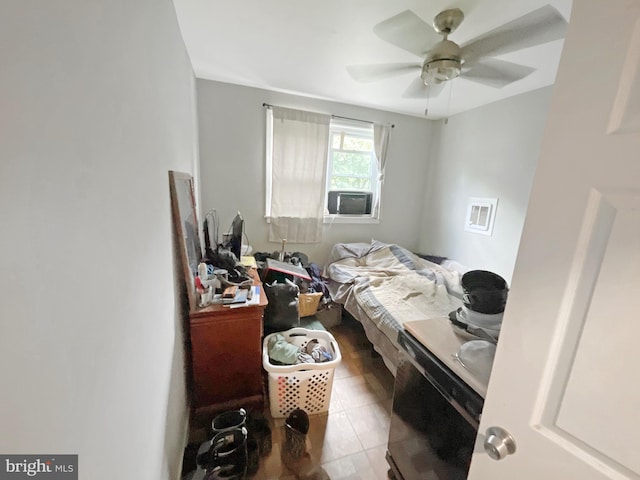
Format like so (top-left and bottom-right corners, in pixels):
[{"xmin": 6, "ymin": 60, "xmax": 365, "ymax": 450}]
[{"xmin": 263, "ymin": 279, "xmax": 300, "ymax": 334}]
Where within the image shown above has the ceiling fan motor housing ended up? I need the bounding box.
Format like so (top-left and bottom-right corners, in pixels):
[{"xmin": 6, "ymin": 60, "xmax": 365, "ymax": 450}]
[{"xmin": 422, "ymin": 39, "xmax": 463, "ymax": 85}]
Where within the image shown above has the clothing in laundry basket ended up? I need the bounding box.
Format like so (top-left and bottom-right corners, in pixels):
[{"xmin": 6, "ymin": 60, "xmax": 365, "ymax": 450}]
[
  {"xmin": 303, "ymin": 339, "xmax": 332, "ymax": 363},
  {"xmin": 267, "ymin": 333, "xmax": 298, "ymax": 364},
  {"xmin": 267, "ymin": 333, "xmax": 314, "ymax": 365},
  {"xmin": 267, "ymin": 334, "xmax": 332, "ymax": 365}
]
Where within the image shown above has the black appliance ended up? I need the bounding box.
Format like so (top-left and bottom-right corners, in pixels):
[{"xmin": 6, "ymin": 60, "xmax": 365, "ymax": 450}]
[
  {"xmin": 387, "ymin": 329, "xmax": 484, "ymax": 480},
  {"xmin": 327, "ymin": 190, "xmax": 372, "ymax": 215}
]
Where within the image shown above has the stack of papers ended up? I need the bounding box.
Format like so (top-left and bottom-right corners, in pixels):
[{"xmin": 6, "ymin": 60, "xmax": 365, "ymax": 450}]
[
  {"xmin": 228, "ymin": 286, "xmax": 261, "ymax": 308},
  {"xmin": 223, "ymin": 289, "xmax": 248, "ymax": 304},
  {"xmin": 240, "ymin": 256, "xmax": 258, "ymax": 268}
]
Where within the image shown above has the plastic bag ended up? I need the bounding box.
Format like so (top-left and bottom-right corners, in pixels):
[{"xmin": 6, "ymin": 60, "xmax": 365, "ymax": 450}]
[{"xmin": 263, "ymin": 279, "xmax": 299, "ymax": 333}]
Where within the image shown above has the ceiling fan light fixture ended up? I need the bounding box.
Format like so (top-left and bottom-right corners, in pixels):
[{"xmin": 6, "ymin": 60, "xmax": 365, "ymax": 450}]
[
  {"xmin": 421, "ymin": 59, "xmax": 461, "ymax": 85},
  {"xmin": 421, "ymin": 37, "xmax": 463, "ymax": 85}
]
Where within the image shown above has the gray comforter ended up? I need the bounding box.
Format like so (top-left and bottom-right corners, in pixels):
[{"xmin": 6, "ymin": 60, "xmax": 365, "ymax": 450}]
[{"xmin": 326, "ymin": 241, "xmax": 464, "ymax": 368}]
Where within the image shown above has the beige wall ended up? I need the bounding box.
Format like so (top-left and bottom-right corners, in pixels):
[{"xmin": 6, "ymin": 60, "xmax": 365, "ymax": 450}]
[
  {"xmin": 196, "ymin": 79, "xmax": 439, "ymax": 265},
  {"xmin": 419, "ymin": 87, "xmax": 554, "ymax": 283},
  {"xmin": 196, "ymin": 80, "xmax": 553, "ymax": 279}
]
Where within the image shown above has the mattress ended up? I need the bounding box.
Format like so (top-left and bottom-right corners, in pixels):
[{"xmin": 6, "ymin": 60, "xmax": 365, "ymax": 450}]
[{"xmin": 326, "ymin": 241, "xmax": 465, "ymax": 374}]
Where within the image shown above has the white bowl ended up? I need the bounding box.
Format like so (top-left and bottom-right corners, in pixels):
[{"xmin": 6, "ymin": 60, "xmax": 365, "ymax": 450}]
[{"xmin": 455, "ymin": 340, "xmax": 496, "ymax": 384}]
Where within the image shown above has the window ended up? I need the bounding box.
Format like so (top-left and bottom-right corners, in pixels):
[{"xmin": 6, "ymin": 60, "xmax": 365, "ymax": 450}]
[
  {"xmin": 265, "ymin": 107, "xmax": 389, "ymax": 241},
  {"xmin": 325, "ymin": 119, "xmax": 379, "ymax": 221}
]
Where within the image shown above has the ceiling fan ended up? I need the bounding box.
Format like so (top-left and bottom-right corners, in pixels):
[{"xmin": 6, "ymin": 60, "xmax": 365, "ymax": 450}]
[{"xmin": 347, "ymin": 5, "xmax": 568, "ymax": 98}]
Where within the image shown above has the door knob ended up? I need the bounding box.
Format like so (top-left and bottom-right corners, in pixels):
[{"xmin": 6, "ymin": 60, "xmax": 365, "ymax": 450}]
[{"xmin": 484, "ymin": 426, "xmax": 516, "ymax": 460}]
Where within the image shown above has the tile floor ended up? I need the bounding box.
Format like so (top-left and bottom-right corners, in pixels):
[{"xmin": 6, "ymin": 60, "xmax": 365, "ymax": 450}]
[
  {"xmin": 185, "ymin": 315, "xmax": 396, "ymax": 479},
  {"xmin": 253, "ymin": 316, "xmax": 395, "ymax": 480}
]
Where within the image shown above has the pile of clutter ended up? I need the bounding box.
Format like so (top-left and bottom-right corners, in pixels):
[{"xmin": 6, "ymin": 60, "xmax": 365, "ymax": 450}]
[
  {"xmin": 257, "ymin": 251, "xmax": 332, "ymax": 334},
  {"xmin": 195, "ymin": 257, "xmax": 253, "ymax": 308},
  {"xmin": 254, "ymin": 251, "xmax": 330, "ymax": 301},
  {"xmin": 449, "ymin": 270, "xmax": 509, "ymax": 343}
]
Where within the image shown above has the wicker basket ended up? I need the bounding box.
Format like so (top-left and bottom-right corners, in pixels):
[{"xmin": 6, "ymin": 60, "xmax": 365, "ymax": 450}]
[
  {"xmin": 262, "ymin": 328, "xmax": 341, "ymax": 418},
  {"xmin": 298, "ymin": 292, "xmax": 323, "ymax": 317}
]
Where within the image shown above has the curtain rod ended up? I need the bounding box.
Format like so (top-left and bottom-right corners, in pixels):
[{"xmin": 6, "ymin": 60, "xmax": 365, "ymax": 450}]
[{"xmin": 262, "ymin": 102, "xmax": 394, "ymax": 128}]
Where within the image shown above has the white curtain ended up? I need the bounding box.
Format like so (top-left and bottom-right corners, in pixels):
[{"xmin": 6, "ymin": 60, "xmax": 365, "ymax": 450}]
[
  {"xmin": 373, "ymin": 123, "xmax": 392, "ymax": 218},
  {"xmin": 266, "ymin": 106, "xmax": 330, "ymax": 243}
]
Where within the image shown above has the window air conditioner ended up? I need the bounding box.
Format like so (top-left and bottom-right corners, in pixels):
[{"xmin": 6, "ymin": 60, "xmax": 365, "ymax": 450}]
[{"xmin": 327, "ymin": 191, "xmax": 373, "ymax": 215}]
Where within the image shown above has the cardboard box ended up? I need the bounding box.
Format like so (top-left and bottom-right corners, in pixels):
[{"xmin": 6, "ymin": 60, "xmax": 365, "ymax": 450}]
[{"xmin": 315, "ymin": 303, "xmax": 342, "ymax": 329}]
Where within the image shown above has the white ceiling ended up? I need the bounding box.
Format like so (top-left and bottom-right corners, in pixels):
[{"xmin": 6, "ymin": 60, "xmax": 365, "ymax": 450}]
[{"xmin": 173, "ymin": 0, "xmax": 573, "ymax": 119}]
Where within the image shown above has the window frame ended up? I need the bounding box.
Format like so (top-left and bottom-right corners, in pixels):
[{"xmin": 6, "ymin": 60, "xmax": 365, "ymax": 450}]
[{"xmin": 324, "ymin": 120, "xmax": 380, "ymax": 223}]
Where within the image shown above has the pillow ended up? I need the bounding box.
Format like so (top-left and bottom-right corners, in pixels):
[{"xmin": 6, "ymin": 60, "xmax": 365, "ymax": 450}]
[{"xmin": 416, "ymin": 253, "xmax": 448, "ymax": 265}]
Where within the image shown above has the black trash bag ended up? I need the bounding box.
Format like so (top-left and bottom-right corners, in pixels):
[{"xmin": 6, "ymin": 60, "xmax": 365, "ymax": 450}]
[{"xmin": 263, "ymin": 279, "xmax": 299, "ymax": 333}]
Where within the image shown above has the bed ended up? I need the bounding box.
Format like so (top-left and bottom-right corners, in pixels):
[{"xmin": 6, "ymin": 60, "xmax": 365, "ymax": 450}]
[{"xmin": 325, "ymin": 241, "xmax": 466, "ymax": 375}]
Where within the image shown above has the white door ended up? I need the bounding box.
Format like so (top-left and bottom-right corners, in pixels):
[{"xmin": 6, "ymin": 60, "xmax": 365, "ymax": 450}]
[{"xmin": 469, "ymin": 1, "xmax": 640, "ymax": 479}]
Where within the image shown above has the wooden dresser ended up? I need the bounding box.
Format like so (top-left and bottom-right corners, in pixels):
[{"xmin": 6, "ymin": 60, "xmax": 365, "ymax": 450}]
[
  {"xmin": 189, "ymin": 268, "xmax": 268, "ymax": 418},
  {"xmin": 169, "ymin": 172, "xmax": 267, "ymax": 426}
]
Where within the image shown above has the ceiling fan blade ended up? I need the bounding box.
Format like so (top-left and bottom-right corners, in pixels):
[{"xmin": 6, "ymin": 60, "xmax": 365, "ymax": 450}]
[
  {"xmin": 462, "ymin": 58, "xmax": 535, "ymax": 88},
  {"xmin": 402, "ymin": 77, "xmax": 446, "ymax": 99},
  {"xmin": 373, "ymin": 10, "xmax": 441, "ymax": 57},
  {"xmin": 347, "ymin": 63, "xmax": 422, "ymax": 83},
  {"xmin": 462, "ymin": 5, "xmax": 567, "ymax": 63}
]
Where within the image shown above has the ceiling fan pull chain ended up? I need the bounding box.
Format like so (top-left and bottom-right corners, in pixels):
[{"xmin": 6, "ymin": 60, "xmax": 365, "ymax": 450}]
[
  {"xmin": 445, "ymin": 80, "xmax": 454, "ymax": 125},
  {"xmin": 424, "ymin": 84, "xmax": 431, "ymax": 117}
]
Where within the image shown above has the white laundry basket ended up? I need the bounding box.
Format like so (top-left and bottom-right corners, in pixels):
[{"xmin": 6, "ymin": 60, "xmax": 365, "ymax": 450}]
[{"xmin": 262, "ymin": 328, "xmax": 342, "ymax": 418}]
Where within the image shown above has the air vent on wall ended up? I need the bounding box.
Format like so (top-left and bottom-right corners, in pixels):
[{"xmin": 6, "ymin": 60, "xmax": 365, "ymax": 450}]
[{"xmin": 465, "ymin": 197, "xmax": 497, "ymax": 236}]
